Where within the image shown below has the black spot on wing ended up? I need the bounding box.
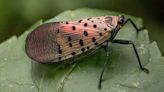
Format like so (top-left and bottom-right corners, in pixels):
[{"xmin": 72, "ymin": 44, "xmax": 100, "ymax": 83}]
[
  {"xmin": 79, "ymin": 39, "xmax": 84, "ymax": 46},
  {"xmin": 72, "ymin": 26, "xmax": 76, "ymax": 30},
  {"xmin": 59, "ymin": 57, "xmax": 61, "ymax": 60},
  {"xmin": 78, "ymin": 20, "xmax": 82, "ymax": 23},
  {"xmin": 99, "ymin": 33, "xmax": 103, "ymax": 36},
  {"xmin": 81, "ymin": 48, "xmax": 85, "ymax": 52},
  {"xmin": 72, "ymin": 52, "xmax": 76, "ymax": 55},
  {"xmin": 84, "ymin": 23, "xmax": 87, "ymax": 27},
  {"xmin": 93, "ymin": 24, "xmax": 97, "ymax": 28},
  {"xmin": 69, "ymin": 43, "xmax": 72, "ymax": 47},
  {"xmin": 83, "ymin": 30, "xmax": 88, "ymax": 36},
  {"xmin": 68, "ymin": 36, "xmax": 71, "ymax": 41},
  {"xmin": 92, "ymin": 37, "xmax": 96, "ymax": 42},
  {"xmin": 104, "ymin": 28, "xmax": 107, "ymax": 31}
]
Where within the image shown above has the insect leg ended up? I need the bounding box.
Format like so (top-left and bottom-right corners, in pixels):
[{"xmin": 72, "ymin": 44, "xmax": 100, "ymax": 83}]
[
  {"xmin": 124, "ymin": 18, "xmax": 146, "ymax": 32},
  {"xmin": 98, "ymin": 41, "xmax": 110, "ymax": 89},
  {"xmin": 58, "ymin": 63, "xmax": 77, "ymax": 92},
  {"xmin": 112, "ymin": 39, "xmax": 149, "ymax": 74}
]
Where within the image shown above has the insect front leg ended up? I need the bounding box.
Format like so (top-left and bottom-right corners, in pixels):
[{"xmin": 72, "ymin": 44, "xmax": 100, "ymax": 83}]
[
  {"xmin": 123, "ymin": 18, "xmax": 146, "ymax": 32},
  {"xmin": 112, "ymin": 39, "xmax": 149, "ymax": 74},
  {"xmin": 98, "ymin": 41, "xmax": 110, "ymax": 89}
]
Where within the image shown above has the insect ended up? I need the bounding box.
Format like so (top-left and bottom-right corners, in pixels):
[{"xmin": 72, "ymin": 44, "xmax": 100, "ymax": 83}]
[{"xmin": 25, "ymin": 15, "xmax": 149, "ymax": 89}]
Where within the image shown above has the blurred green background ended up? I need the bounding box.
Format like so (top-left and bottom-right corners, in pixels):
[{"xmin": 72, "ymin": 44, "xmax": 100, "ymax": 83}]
[{"xmin": 0, "ymin": 0, "xmax": 163, "ymax": 54}]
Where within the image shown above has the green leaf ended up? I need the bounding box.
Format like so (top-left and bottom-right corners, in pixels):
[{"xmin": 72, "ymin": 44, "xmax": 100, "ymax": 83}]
[{"xmin": 0, "ymin": 8, "xmax": 164, "ymax": 92}]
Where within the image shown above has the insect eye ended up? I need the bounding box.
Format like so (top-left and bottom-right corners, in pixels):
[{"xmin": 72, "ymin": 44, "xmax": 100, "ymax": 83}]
[{"xmin": 118, "ymin": 15, "xmax": 125, "ymax": 24}]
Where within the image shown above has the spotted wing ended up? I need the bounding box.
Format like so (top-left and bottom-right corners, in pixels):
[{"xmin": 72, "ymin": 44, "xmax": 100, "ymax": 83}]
[{"xmin": 25, "ymin": 16, "xmax": 119, "ymax": 63}]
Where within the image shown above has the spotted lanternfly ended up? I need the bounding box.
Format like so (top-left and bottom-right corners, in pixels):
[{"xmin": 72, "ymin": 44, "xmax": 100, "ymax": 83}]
[{"xmin": 25, "ymin": 15, "xmax": 150, "ymax": 89}]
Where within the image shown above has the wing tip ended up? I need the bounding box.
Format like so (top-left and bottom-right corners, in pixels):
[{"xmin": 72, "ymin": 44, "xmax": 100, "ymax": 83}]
[{"xmin": 25, "ymin": 22, "xmax": 60, "ymax": 63}]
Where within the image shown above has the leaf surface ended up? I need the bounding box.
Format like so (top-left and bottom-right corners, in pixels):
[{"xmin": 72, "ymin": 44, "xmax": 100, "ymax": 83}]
[{"xmin": 0, "ymin": 8, "xmax": 164, "ymax": 92}]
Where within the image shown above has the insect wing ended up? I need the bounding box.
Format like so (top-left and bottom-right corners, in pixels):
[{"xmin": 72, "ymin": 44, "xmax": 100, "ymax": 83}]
[
  {"xmin": 25, "ymin": 23, "xmax": 60, "ymax": 63},
  {"xmin": 25, "ymin": 16, "xmax": 118, "ymax": 63}
]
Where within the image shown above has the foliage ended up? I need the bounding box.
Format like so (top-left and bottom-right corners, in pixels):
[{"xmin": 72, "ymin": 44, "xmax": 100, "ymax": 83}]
[{"xmin": 0, "ymin": 8, "xmax": 164, "ymax": 92}]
